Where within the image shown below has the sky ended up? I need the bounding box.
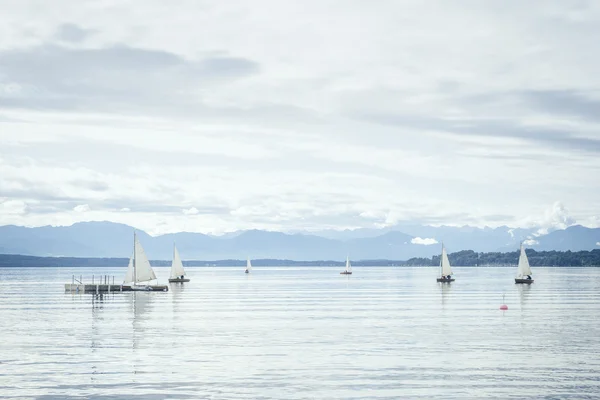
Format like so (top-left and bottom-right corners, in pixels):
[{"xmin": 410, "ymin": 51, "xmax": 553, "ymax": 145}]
[{"xmin": 1, "ymin": 0, "xmax": 599, "ymax": 235}]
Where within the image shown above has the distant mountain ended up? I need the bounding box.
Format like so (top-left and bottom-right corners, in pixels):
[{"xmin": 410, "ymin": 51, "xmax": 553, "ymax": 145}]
[
  {"xmin": 305, "ymin": 224, "xmax": 538, "ymax": 251},
  {"xmin": 533, "ymin": 225, "xmax": 600, "ymax": 251},
  {"xmin": 0, "ymin": 221, "xmax": 598, "ymax": 260}
]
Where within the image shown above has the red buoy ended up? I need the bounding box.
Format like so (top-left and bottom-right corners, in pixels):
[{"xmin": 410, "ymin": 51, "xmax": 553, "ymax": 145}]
[{"xmin": 499, "ymin": 294, "xmax": 508, "ymax": 310}]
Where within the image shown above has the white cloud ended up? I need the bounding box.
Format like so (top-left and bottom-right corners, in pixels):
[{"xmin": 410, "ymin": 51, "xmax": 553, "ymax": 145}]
[
  {"xmin": 411, "ymin": 237, "xmax": 439, "ymax": 245},
  {"xmin": 1, "ymin": 1, "xmax": 600, "ymax": 234},
  {"xmin": 182, "ymin": 207, "xmax": 199, "ymax": 215},
  {"xmin": 526, "ymin": 201, "xmax": 577, "ymax": 236},
  {"xmin": 0, "ymin": 198, "xmax": 29, "ymax": 215},
  {"xmin": 596, "ymin": 242, "xmax": 600, "ymax": 246},
  {"xmin": 73, "ymin": 204, "xmax": 90, "ymax": 212},
  {"xmin": 523, "ymin": 239, "xmax": 539, "ymax": 246},
  {"xmin": 120, "ymin": 208, "xmax": 130, "ymax": 212}
]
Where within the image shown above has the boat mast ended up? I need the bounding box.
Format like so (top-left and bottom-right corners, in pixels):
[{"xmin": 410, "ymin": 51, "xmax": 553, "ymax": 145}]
[
  {"xmin": 440, "ymin": 242, "xmax": 443, "ymax": 277},
  {"xmin": 133, "ymin": 230, "xmax": 136, "ymax": 285}
]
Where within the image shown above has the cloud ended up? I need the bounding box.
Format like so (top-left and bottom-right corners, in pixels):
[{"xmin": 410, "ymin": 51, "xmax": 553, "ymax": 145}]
[
  {"xmin": 0, "ymin": 43, "xmax": 260, "ymax": 114},
  {"xmin": 1, "ymin": 1, "xmax": 600, "ymax": 234},
  {"xmin": 523, "ymin": 239, "xmax": 539, "ymax": 246},
  {"xmin": 532, "ymin": 202, "xmax": 576, "ymax": 236},
  {"xmin": 73, "ymin": 204, "xmax": 90, "ymax": 212},
  {"xmin": 596, "ymin": 242, "xmax": 600, "ymax": 246},
  {"xmin": 120, "ymin": 208, "xmax": 130, "ymax": 212},
  {"xmin": 0, "ymin": 198, "xmax": 29, "ymax": 215},
  {"xmin": 411, "ymin": 237, "xmax": 438, "ymax": 245},
  {"xmin": 522, "ymin": 90, "xmax": 600, "ymax": 123},
  {"xmin": 182, "ymin": 207, "xmax": 199, "ymax": 215},
  {"xmin": 54, "ymin": 23, "xmax": 95, "ymax": 43}
]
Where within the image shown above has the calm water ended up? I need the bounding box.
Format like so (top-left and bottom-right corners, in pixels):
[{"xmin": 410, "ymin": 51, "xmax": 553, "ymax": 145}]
[{"xmin": 1, "ymin": 266, "xmax": 599, "ymax": 399}]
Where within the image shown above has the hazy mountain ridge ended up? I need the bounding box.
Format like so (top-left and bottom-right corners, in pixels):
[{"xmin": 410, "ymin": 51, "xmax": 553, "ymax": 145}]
[{"xmin": 0, "ymin": 221, "xmax": 598, "ymax": 260}]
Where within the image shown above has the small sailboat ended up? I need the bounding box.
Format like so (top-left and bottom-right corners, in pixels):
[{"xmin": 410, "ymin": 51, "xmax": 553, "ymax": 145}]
[
  {"xmin": 123, "ymin": 231, "xmax": 167, "ymax": 291},
  {"xmin": 515, "ymin": 243, "xmax": 534, "ymax": 284},
  {"xmin": 436, "ymin": 243, "xmax": 454, "ymax": 282},
  {"xmin": 168, "ymin": 244, "xmax": 189, "ymax": 283},
  {"xmin": 340, "ymin": 256, "xmax": 352, "ymax": 275},
  {"xmin": 245, "ymin": 257, "xmax": 252, "ymax": 274}
]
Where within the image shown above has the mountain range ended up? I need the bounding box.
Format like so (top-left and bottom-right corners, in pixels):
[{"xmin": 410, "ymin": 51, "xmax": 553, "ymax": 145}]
[{"xmin": 1, "ymin": 221, "xmax": 599, "ymax": 260}]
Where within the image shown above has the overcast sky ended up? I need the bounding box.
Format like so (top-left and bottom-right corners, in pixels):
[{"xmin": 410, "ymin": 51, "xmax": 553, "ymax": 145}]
[{"xmin": 1, "ymin": 0, "xmax": 599, "ymax": 235}]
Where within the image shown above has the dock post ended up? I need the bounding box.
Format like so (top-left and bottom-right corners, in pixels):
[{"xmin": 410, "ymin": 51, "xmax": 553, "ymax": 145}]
[{"xmin": 96, "ymin": 284, "xmax": 99, "ymax": 295}]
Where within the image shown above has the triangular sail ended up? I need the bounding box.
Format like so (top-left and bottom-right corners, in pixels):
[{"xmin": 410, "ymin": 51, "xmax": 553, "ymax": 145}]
[
  {"xmin": 246, "ymin": 258, "xmax": 252, "ymax": 272},
  {"xmin": 345, "ymin": 256, "xmax": 352, "ymax": 273},
  {"xmin": 170, "ymin": 245, "xmax": 186, "ymax": 279},
  {"xmin": 123, "ymin": 254, "xmax": 134, "ymax": 283},
  {"xmin": 440, "ymin": 245, "xmax": 452, "ymax": 276},
  {"xmin": 517, "ymin": 244, "xmax": 532, "ymax": 277},
  {"xmin": 124, "ymin": 233, "xmax": 157, "ymax": 284}
]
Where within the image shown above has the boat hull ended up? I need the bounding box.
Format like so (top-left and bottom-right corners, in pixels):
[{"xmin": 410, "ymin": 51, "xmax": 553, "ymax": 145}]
[
  {"xmin": 437, "ymin": 278, "xmax": 455, "ymax": 282},
  {"xmin": 515, "ymin": 278, "xmax": 534, "ymax": 284},
  {"xmin": 130, "ymin": 285, "xmax": 169, "ymax": 291},
  {"xmin": 340, "ymin": 271, "xmax": 352, "ymax": 275},
  {"xmin": 168, "ymin": 278, "xmax": 190, "ymax": 283}
]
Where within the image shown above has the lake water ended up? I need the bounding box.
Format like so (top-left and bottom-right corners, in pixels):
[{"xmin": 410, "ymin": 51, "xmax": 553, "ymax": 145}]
[{"xmin": 0, "ymin": 266, "xmax": 599, "ymax": 399}]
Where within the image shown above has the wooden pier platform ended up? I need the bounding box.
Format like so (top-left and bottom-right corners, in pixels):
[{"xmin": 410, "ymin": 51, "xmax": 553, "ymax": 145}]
[{"xmin": 64, "ymin": 284, "xmax": 168, "ymax": 293}]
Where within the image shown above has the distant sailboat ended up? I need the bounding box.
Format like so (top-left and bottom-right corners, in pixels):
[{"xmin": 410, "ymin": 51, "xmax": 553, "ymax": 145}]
[
  {"xmin": 123, "ymin": 231, "xmax": 166, "ymax": 291},
  {"xmin": 436, "ymin": 243, "xmax": 454, "ymax": 282},
  {"xmin": 168, "ymin": 244, "xmax": 189, "ymax": 283},
  {"xmin": 515, "ymin": 243, "xmax": 534, "ymax": 284},
  {"xmin": 245, "ymin": 258, "xmax": 252, "ymax": 274},
  {"xmin": 340, "ymin": 256, "xmax": 352, "ymax": 275}
]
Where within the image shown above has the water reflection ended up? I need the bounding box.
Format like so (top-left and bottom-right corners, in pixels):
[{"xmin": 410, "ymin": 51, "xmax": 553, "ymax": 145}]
[
  {"xmin": 130, "ymin": 292, "xmax": 153, "ymax": 350},
  {"xmin": 440, "ymin": 281, "xmax": 452, "ymax": 309},
  {"xmin": 90, "ymin": 294, "xmax": 104, "ymax": 353},
  {"xmin": 518, "ymin": 283, "xmax": 532, "ymax": 311}
]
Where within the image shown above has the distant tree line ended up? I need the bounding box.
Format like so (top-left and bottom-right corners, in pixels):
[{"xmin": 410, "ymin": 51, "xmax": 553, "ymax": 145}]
[
  {"xmin": 404, "ymin": 249, "xmax": 600, "ymax": 267},
  {"xmin": 0, "ymin": 249, "xmax": 599, "ymax": 268}
]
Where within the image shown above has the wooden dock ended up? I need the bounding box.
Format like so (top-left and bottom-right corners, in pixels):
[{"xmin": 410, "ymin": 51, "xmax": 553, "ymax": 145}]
[
  {"xmin": 64, "ymin": 275, "xmax": 168, "ymax": 293},
  {"xmin": 64, "ymin": 284, "xmax": 169, "ymax": 293}
]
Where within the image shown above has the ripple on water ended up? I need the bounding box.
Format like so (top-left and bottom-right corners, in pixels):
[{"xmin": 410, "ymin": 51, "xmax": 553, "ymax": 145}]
[{"xmin": 0, "ymin": 266, "xmax": 599, "ymax": 399}]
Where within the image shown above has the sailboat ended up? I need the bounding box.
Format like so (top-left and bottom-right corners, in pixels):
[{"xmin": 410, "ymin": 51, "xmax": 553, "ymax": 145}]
[
  {"xmin": 340, "ymin": 256, "xmax": 352, "ymax": 275},
  {"xmin": 436, "ymin": 243, "xmax": 454, "ymax": 282},
  {"xmin": 168, "ymin": 244, "xmax": 189, "ymax": 283},
  {"xmin": 515, "ymin": 243, "xmax": 534, "ymax": 284},
  {"xmin": 123, "ymin": 231, "xmax": 167, "ymax": 291},
  {"xmin": 245, "ymin": 257, "xmax": 252, "ymax": 274}
]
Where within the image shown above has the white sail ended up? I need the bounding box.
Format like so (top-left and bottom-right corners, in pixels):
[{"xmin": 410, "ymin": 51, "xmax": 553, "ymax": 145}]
[
  {"xmin": 123, "ymin": 233, "xmax": 157, "ymax": 284},
  {"xmin": 345, "ymin": 256, "xmax": 352, "ymax": 273},
  {"xmin": 440, "ymin": 245, "xmax": 452, "ymax": 276},
  {"xmin": 133, "ymin": 235, "xmax": 157, "ymax": 283},
  {"xmin": 517, "ymin": 244, "xmax": 532, "ymax": 277},
  {"xmin": 246, "ymin": 258, "xmax": 252, "ymax": 272},
  {"xmin": 123, "ymin": 254, "xmax": 134, "ymax": 283},
  {"xmin": 170, "ymin": 245, "xmax": 186, "ymax": 279}
]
